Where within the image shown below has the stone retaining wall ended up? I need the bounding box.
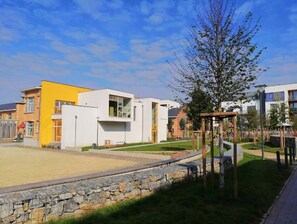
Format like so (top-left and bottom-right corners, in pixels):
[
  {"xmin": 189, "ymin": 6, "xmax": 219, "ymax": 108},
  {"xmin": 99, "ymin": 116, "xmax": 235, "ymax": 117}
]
[
  {"xmin": 0, "ymin": 160, "xmax": 221, "ymax": 223},
  {"xmin": 270, "ymin": 136, "xmax": 297, "ymax": 149}
]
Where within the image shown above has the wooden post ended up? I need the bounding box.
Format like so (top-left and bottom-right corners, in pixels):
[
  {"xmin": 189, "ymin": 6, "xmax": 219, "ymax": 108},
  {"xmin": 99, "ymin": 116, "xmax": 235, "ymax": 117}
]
[
  {"xmin": 192, "ymin": 131, "xmax": 195, "ymax": 150},
  {"xmin": 289, "ymin": 147, "xmax": 293, "ymax": 165},
  {"xmin": 276, "ymin": 151, "xmax": 281, "ymax": 171},
  {"xmin": 210, "ymin": 118, "xmax": 214, "ymax": 189},
  {"xmin": 284, "ymin": 147, "xmax": 288, "ymax": 169},
  {"xmin": 233, "ymin": 116, "xmax": 238, "ymax": 199},
  {"xmin": 280, "ymin": 128, "xmax": 283, "ymax": 151},
  {"xmin": 202, "ymin": 118, "xmax": 207, "ymax": 191}
]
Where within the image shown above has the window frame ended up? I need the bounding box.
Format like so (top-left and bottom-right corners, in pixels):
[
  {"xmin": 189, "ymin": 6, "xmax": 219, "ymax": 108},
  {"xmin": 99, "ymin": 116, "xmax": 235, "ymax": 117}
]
[{"xmin": 26, "ymin": 97, "xmax": 35, "ymax": 113}]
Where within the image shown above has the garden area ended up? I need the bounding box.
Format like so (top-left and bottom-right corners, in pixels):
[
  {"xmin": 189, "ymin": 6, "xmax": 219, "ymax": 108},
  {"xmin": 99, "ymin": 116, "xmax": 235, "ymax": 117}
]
[{"xmin": 48, "ymin": 153, "xmax": 291, "ymax": 224}]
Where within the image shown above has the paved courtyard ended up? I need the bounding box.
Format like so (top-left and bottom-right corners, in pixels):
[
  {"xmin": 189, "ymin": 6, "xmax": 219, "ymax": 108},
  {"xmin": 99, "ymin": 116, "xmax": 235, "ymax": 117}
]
[{"xmin": 0, "ymin": 146, "xmax": 157, "ymax": 188}]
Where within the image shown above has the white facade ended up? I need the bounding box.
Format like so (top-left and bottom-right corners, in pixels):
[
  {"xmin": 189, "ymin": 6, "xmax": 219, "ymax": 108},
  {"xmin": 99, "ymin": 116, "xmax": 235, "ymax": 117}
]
[
  {"xmin": 221, "ymin": 99, "xmax": 259, "ymax": 114},
  {"xmin": 60, "ymin": 89, "xmax": 168, "ymax": 149},
  {"xmin": 160, "ymin": 100, "xmax": 180, "ymax": 109},
  {"xmin": 265, "ymin": 83, "xmax": 297, "ymax": 114}
]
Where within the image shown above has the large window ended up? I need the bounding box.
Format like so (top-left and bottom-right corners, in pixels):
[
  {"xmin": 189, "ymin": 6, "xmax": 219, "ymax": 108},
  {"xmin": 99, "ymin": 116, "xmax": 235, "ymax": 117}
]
[
  {"xmin": 53, "ymin": 119, "xmax": 62, "ymax": 142},
  {"xmin": 54, "ymin": 100, "xmax": 75, "ymax": 114},
  {"xmin": 109, "ymin": 95, "xmax": 131, "ymax": 118},
  {"xmin": 0, "ymin": 114, "xmax": 2, "ymax": 120},
  {"xmin": 289, "ymin": 102, "xmax": 297, "ymax": 113},
  {"xmin": 6, "ymin": 113, "xmax": 12, "ymax": 120},
  {"xmin": 265, "ymin": 92, "xmax": 285, "ymax": 102},
  {"xmin": 26, "ymin": 97, "xmax": 35, "ymax": 112},
  {"xmin": 289, "ymin": 90, "xmax": 297, "ymax": 101},
  {"xmin": 25, "ymin": 121, "xmax": 34, "ymax": 137}
]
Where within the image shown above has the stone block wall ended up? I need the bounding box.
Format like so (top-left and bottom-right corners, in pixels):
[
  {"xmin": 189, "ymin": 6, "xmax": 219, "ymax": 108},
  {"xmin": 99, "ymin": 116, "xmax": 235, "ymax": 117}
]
[
  {"xmin": 0, "ymin": 161, "xmax": 221, "ymax": 223},
  {"xmin": 270, "ymin": 136, "xmax": 297, "ymax": 149}
]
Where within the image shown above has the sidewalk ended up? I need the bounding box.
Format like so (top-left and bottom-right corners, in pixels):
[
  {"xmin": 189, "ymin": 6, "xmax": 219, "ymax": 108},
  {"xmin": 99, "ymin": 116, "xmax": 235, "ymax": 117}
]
[{"xmin": 263, "ymin": 165, "xmax": 297, "ymax": 224}]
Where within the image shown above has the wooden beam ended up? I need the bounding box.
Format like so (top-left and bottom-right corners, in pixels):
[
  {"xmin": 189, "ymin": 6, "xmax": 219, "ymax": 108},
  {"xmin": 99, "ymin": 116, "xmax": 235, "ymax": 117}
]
[{"xmin": 200, "ymin": 112, "xmax": 238, "ymax": 118}]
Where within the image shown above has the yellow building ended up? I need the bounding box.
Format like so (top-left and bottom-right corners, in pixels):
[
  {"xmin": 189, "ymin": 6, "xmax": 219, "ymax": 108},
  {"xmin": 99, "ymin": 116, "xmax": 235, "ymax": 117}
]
[{"xmin": 18, "ymin": 81, "xmax": 91, "ymax": 147}]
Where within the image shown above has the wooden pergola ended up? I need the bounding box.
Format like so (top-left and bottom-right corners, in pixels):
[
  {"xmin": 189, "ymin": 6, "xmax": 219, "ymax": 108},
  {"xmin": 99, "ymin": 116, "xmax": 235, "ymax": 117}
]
[{"xmin": 200, "ymin": 112, "xmax": 238, "ymax": 198}]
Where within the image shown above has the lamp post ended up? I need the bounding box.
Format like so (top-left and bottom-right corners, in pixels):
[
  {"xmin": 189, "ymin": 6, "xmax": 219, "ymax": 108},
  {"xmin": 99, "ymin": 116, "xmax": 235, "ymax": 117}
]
[{"xmin": 256, "ymin": 85, "xmax": 266, "ymax": 160}]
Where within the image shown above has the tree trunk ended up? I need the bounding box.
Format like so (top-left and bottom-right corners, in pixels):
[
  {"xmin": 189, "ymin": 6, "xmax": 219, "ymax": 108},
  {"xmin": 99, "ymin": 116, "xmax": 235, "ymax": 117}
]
[
  {"xmin": 218, "ymin": 118, "xmax": 224, "ymax": 195},
  {"xmin": 253, "ymin": 131, "xmax": 256, "ymax": 145}
]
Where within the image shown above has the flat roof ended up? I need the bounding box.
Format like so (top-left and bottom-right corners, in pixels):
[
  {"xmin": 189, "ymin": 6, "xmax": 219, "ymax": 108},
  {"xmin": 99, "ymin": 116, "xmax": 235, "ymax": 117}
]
[{"xmin": 0, "ymin": 103, "xmax": 16, "ymax": 112}]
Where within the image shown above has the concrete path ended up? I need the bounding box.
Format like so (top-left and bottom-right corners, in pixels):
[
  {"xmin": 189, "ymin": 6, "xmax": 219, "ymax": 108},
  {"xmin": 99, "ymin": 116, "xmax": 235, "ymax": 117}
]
[
  {"xmin": 264, "ymin": 165, "xmax": 297, "ymax": 224},
  {"xmin": 89, "ymin": 148, "xmax": 171, "ymax": 160}
]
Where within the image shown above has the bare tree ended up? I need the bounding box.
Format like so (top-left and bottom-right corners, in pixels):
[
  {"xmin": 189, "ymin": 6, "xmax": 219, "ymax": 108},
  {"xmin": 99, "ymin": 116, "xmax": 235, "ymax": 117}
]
[{"xmin": 170, "ymin": 0, "xmax": 266, "ymax": 192}]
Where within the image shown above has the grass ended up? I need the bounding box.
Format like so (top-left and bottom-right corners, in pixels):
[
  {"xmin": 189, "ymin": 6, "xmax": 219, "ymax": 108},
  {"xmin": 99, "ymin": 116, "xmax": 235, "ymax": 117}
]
[
  {"xmin": 48, "ymin": 153, "xmax": 291, "ymax": 224},
  {"xmin": 81, "ymin": 142, "xmax": 151, "ymax": 151},
  {"xmin": 241, "ymin": 142, "xmax": 283, "ymax": 154},
  {"xmin": 117, "ymin": 140, "xmax": 194, "ymax": 152}
]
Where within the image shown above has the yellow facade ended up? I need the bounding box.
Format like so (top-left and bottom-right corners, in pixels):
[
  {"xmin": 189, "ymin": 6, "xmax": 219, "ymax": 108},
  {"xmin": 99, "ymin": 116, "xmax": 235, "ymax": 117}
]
[{"xmin": 39, "ymin": 81, "xmax": 91, "ymax": 146}]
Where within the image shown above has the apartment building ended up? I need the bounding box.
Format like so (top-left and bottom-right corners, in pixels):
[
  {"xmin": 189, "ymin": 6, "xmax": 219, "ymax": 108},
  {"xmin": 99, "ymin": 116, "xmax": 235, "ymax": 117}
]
[{"xmin": 265, "ymin": 83, "xmax": 297, "ymax": 118}]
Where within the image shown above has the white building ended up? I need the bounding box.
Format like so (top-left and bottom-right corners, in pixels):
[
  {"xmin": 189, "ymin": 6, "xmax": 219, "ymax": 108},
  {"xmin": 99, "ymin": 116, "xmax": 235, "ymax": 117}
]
[
  {"xmin": 221, "ymin": 92, "xmax": 260, "ymax": 114},
  {"xmin": 61, "ymin": 89, "xmax": 169, "ymax": 149},
  {"xmin": 221, "ymin": 83, "xmax": 297, "ymax": 120},
  {"xmin": 265, "ymin": 83, "xmax": 297, "ymax": 118}
]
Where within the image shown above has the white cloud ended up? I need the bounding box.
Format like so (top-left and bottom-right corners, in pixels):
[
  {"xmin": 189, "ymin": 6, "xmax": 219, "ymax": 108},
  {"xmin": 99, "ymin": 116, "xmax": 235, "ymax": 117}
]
[{"xmin": 147, "ymin": 13, "xmax": 164, "ymax": 24}]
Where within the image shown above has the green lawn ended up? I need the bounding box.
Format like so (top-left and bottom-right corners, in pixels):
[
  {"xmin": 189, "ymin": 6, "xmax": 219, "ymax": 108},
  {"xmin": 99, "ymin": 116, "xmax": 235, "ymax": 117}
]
[
  {"xmin": 48, "ymin": 153, "xmax": 291, "ymax": 224},
  {"xmin": 81, "ymin": 142, "xmax": 151, "ymax": 151},
  {"xmin": 241, "ymin": 142, "xmax": 283, "ymax": 154},
  {"xmin": 117, "ymin": 141, "xmax": 194, "ymax": 152}
]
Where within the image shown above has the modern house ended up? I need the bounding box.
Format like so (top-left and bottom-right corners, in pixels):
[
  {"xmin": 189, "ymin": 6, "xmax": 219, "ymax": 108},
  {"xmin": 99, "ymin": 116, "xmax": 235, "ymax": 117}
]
[
  {"xmin": 61, "ymin": 89, "xmax": 169, "ymax": 149},
  {"xmin": 0, "ymin": 103, "xmax": 17, "ymax": 139},
  {"xmin": 12, "ymin": 80, "xmax": 173, "ymax": 149}
]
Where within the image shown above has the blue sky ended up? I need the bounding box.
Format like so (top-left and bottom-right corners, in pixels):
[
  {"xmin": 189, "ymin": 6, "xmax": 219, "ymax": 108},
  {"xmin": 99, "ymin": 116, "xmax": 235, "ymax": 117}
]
[{"xmin": 0, "ymin": 0, "xmax": 297, "ymax": 104}]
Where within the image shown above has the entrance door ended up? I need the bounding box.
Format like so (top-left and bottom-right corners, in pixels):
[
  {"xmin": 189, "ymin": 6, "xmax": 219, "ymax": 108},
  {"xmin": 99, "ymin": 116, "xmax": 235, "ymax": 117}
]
[{"xmin": 53, "ymin": 119, "xmax": 62, "ymax": 142}]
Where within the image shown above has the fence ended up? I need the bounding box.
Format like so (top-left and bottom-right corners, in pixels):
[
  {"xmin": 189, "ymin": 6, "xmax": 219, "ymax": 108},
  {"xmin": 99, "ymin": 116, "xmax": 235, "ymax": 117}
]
[{"xmin": 0, "ymin": 120, "xmax": 16, "ymax": 139}]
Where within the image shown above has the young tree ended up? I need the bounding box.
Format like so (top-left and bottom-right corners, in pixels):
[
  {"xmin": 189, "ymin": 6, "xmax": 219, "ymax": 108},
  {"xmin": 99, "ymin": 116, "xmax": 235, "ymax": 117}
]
[
  {"xmin": 167, "ymin": 118, "xmax": 174, "ymax": 137},
  {"xmin": 185, "ymin": 88, "xmax": 213, "ymax": 130},
  {"xmin": 246, "ymin": 108, "xmax": 259, "ymax": 144},
  {"xmin": 170, "ymin": 0, "xmax": 265, "ymax": 192}
]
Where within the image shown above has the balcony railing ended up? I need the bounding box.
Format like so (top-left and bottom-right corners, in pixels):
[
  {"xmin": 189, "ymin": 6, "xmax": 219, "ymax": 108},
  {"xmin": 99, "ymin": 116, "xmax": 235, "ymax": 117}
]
[{"xmin": 54, "ymin": 106, "xmax": 62, "ymax": 114}]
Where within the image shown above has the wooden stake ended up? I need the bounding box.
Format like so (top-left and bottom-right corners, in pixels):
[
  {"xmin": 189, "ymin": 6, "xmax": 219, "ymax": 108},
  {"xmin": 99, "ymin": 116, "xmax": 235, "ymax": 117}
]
[
  {"xmin": 202, "ymin": 118, "xmax": 207, "ymax": 191},
  {"xmin": 233, "ymin": 116, "xmax": 238, "ymax": 199}
]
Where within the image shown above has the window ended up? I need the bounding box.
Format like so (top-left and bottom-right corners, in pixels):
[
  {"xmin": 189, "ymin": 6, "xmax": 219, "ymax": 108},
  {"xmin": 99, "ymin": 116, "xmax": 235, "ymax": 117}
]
[
  {"xmin": 0, "ymin": 114, "xmax": 2, "ymax": 120},
  {"xmin": 289, "ymin": 90, "xmax": 297, "ymax": 101},
  {"xmin": 247, "ymin": 106, "xmax": 256, "ymax": 112},
  {"xmin": 109, "ymin": 95, "xmax": 131, "ymax": 118},
  {"xmin": 53, "ymin": 119, "xmax": 62, "ymax": 142},
  {"xmin": 265, "ymin": 92, "xmax": 285, "ymax": 102},
  {"xmin": 54, "ymin": 100, "xmax": 75, "ymax": 114},
  {"xmin": 25, "ymin": 121, "xmax": 34, "ymax": 137},
  {"xmin": 270, "ymin": 104, "xmax": 279, "ymax": 110},
  {"xmin": 7, "ymin": 113, "xmax": 12, "ymax": 120},
  {"xmin": 289, "ymin": 102, "xmax": 297, "ymax": 112},
  {"xmin": 26, "ymin": 97, "xmax": 35, "ymax": 112}
]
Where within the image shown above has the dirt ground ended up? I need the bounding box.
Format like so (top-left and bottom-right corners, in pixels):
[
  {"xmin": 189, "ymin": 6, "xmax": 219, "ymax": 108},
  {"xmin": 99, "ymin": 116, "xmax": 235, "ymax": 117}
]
[{"xmin": 0, "ymin": 146, "xmax": 139, "ymax": 188}]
